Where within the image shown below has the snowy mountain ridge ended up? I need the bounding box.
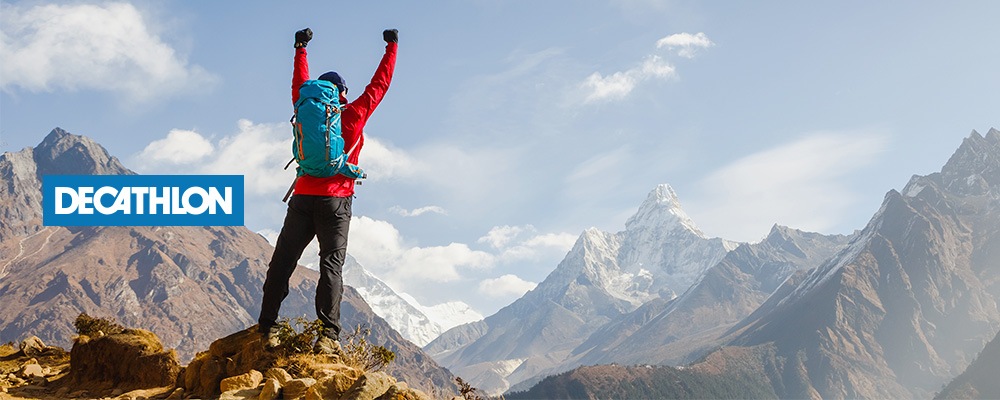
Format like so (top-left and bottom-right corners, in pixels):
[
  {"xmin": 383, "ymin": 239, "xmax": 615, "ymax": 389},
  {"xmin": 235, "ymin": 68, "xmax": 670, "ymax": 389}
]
[
  {"xmin": 428, "ymin": 183, "xmax": 738, "ymax": 395},
  {"xmin": 616, "ymin": 184, "xmax": 739, "ymax": 305},
  {"xmin": 342, "ymin": 257, "xmax": 483, "ymax": 346}
]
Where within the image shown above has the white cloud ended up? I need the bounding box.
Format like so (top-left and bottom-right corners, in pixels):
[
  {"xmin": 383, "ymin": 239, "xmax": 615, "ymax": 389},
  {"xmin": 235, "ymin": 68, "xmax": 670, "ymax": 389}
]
[
  {"xmin": 479, "ymin": 224, "xmax": 577, "ymax": 262},
  {"xmin": 389, "ymin": 205, "xmax": 448, "ymax": 217},
  {"xmin": 346, "ymin": 216, "xmax": 406, "ymax": 266},
  {"xmin": 689, "ymin": 130, "xmax": 889, "ymax": 242},
  {"xmin": 200, "ymin": 120, "xmax": 295, "ymax": 195},
  {"xmin": 656, "ymin": 32, "xmax": 715, "ymax": 58},
  {"xmin": 137, "ymin": 129, "xmax": 214, "ymax": 164},
  {"xmin": 583, "ymin": 56, "xmax": 676, "ymax": 103},
  {"xmin": 478, "ymin": 274, "xmax": 538, "ymax": 298},
  {"xmin": 522, "ymin": 232, "xmax": 578, "ymax": 249},
  {"xmin": 478, "ymin": 225, "xmax": 525, "ymax": 249},
  {"xmin": 0, "ymin": 2, "xmax": 216, "ymax": 100},
  {"xmin": 348, "ymin": 216, "xmax": 495, "ymax": 285},
  {"xmin": 583, "ymin": 32, "xmax": 713, "ymax": 103},
  {"xmin": 361, "ymin": 137, "xmax": 422, "ymax": 180}
]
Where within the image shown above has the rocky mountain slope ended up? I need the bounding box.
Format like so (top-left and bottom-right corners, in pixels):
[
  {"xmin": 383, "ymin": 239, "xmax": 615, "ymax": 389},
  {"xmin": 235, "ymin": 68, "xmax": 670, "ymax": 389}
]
[
  {"xmin": 426, "ymin": 184, "xmax": 738, "ymax": 395},
  {"xmin": 667, "ymin": 128, "xmax": 1000, "ymax": 399},
  {"xmin": 0, "ymin": 128, "xmax": 459, "ymax": 395},
  {"xmin": 571, "ymin": 225, "xmax": 851, "ymax": 365},
  {"xmin": 935, "ymin": 330, "xmax": 1000, "ymax": 399},
  {"xmin": 502, "ymin": 225, "xmax": 850, "ymax": 393},
  {"xmin": 505, "ymin": 361, "xmax": 777, "ymax": 400}
]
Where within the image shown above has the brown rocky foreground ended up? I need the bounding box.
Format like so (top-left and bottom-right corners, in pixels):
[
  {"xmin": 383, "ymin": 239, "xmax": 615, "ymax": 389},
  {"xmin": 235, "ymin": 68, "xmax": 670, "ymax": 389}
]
[{"xmin": 0, "ymin": 326, "xmax": 449, "ymax": 400}]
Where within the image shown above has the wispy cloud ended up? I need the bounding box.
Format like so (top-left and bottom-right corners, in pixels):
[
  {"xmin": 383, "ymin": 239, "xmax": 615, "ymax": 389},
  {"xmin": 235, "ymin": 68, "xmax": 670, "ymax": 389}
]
[
  {"xmin": 478, "ymin": 224, "xmax": 577, "ymax": 262},
  {"xmin": 582, "ymin": 32, "xmax": 713, "ymax": 103},
  {"xmin": 583, "ymin": 56, "xmax": 676, "ymax": 103},
  {"xmin": 0, "ymin": 2, "xmax": 216, "ymax": 101},
  {"xmin": 688, "ymin": 130, "xmax": 889, "ymax": 241},
  {"xmin": 478, "ymin": 274, "xmax": 538, "ymax": 298},
  {"xmin": 389, "ymin": 205, "xmax": 448, "ymax": 217},
  {"xmin": 478, "ymin": 225, "xmax": 527, "ymax": 249},
  {"xmin": 656, "ymin": 32, "xmax": 715, "ymax": 58}
]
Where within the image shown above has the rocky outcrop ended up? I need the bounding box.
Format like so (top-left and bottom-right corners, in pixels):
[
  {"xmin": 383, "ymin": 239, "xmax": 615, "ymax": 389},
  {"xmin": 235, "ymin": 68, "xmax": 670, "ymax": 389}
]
[
  {"xmin": 2, "ymin": 325, "xmax": 435, "ymax": 400},
  {"xmin": 180, "ymin": 326, "xmax": 431, "ymax": 400},
  {"xmin": 70, "ymin": 328, "xmax": 181, "ymax": 391}
]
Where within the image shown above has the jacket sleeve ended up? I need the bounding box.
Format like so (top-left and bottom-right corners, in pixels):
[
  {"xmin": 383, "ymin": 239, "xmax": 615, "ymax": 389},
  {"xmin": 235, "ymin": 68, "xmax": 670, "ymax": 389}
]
[
  {"xmin": 292, "ymin": 47, "xmax": 309, "ymax": 105},
  {"xmin": 349, "ymin": 42, "xmax": 397, "ymax": 123}
]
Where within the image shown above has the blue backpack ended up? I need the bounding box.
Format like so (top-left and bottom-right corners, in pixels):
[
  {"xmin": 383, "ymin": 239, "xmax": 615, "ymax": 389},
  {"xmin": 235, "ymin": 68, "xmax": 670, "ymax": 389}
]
[
  {"xmin": 287, "ymin": 79, "xmax": 365, "ymax": 176},
  {"xmin": 282, "ymin": 80, "xmax": 366, "ymax": 202}
]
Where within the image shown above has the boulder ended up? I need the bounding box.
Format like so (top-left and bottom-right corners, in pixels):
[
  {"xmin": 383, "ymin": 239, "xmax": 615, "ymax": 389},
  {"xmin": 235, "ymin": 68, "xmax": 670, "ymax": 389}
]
[
  {"xmin": 265, "ymin": 367, "xmax": 293, "ymax": 386},
  {"xmin": 20, "ymin": 363, "xmax": 44, "ymax": 379},
  {"xmin": 307, "ymin": 372, "xmax": 360, "ymax": 399},
  {"xmin": 219, "ymin": 388, "xmax": 263, "ymax": 400},
  {"xmin": 342, "ymin": 371, "xmax": 396, "ymax": 400},
  {"xmin": 283, "ymin": 377, "xmax": 317, "ymax": 400},
  {"xmin": 70, "ymin": 329, "xmax": 181, "ymax": 389},
  {"xmin": 182, "ymin": 327, "xmax": 279, "ymax": 398},
  {"xmin": 220, "ymin": 369, "xmax": 263, "ymax": 392},
  {"xmin": 19, "ymin": 336, "xmax": 45, "ymax": 357},
  {"xmin": 210, "ymin": 326, "xmax": 262, "ymax": 358},
  {"xmin": 259, "ymin": 378, "xmax": 281, "ymax": 400}
]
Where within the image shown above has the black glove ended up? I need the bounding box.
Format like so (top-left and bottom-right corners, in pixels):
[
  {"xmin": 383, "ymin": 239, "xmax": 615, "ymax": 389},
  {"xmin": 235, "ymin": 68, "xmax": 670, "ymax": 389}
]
[
  {"xmin": 295, "ymin": 28, "xmax": 313, "ymax": 48},
  {"xmin": 383, "ymin": 29, "xmax": 398, "ymax": 43}
]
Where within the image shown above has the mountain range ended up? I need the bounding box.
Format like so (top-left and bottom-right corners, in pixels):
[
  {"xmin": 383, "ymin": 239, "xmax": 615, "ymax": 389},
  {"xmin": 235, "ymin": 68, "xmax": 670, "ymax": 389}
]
[
  {"xmin": 425, "ymin": 184, "xmax": 745, "ymax": 394},
  {"xmin": 433, "ymin": 128, "xmax": 1000, "ymax": 398},
  {"xmin": 715, "ymin": 128, "xmax": 1000, "ymax": 398},
  {"xmin": 0, "ymin": 128, "xmax": 459, "ymax": 394}
]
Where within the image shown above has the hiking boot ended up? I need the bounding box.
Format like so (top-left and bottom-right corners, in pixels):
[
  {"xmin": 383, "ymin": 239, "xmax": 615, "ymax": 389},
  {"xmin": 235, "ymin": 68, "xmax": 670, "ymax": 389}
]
[
  {"xmin": 314, "ymin": 336, "xmax": 343, "ymax": 356},
  {"xmin": 260, "ymin": 325, "xmax": 281, "ymax": 349}
]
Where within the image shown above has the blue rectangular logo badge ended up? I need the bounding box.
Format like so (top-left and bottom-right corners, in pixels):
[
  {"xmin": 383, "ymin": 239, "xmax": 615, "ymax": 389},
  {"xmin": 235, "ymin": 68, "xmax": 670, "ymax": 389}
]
[{"xmin": 43, "ymin": 175, "xmax": 245, "ymax": 226}]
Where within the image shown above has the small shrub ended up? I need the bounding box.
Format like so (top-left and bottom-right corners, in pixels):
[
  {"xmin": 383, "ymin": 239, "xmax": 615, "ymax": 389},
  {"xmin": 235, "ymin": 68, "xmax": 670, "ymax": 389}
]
[
  {"xmin": 271, "ymin": 319, "xmax": 395, "ymax": 373},
  {"xmin": 457, "ymin": 377, "xmax": 488, "ymax": 400},
  {"xmin": 274, "ymin": 316, "xmax": 326, "ymax": 354},
  {"xmin": 341, "ymin": 324, "xmax": 395, "ymax": 372},
  {"xmin": 74, "ymin": 312, "xmax": 124, "ymax": 337}
]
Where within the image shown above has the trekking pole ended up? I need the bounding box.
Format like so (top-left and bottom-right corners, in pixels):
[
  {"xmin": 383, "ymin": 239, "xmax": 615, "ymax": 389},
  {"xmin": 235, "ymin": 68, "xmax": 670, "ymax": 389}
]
[{"xmin": 282, "ymin": 176, "xmax": 299, "ymax": 203}]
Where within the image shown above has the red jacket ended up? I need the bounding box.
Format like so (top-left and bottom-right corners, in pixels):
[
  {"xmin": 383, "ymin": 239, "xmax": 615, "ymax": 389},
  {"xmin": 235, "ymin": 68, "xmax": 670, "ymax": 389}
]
[{"xmin": 291, "ymin": 42, "xmax": 397, "ymax": 197}]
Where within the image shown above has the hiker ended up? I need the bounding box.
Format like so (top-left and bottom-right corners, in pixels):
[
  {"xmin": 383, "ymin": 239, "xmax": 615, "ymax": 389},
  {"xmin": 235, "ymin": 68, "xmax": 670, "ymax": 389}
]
[{"xmin": 258, "ymin": 27, "xmax": 398, "ymax": 354}]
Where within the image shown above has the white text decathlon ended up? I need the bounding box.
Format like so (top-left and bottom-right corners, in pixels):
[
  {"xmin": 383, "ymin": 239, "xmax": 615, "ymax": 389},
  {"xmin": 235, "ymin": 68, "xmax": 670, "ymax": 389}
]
[{"xmin": 54, "ymin": 186, "xmax": 233, "ymax": 215}]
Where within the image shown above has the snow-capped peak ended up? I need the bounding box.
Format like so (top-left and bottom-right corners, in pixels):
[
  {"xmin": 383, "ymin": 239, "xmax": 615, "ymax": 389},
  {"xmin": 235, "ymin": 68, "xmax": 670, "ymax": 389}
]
[{"xmin": 625, "ymin": 184, "xmax": 702, "ymax": 237}]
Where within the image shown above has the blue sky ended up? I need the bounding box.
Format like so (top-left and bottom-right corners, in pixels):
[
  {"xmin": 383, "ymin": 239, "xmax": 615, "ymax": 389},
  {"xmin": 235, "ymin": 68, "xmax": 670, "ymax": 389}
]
[{"xmin": 2, "ymin": 0, "xmax": 999, "ymax": 318}]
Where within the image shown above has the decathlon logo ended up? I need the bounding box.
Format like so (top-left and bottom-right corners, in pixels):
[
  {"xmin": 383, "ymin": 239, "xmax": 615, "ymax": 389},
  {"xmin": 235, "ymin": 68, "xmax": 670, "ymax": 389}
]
[{"xmin": 43, "ymin": 175, "xmax": 244, "ymax": 226}]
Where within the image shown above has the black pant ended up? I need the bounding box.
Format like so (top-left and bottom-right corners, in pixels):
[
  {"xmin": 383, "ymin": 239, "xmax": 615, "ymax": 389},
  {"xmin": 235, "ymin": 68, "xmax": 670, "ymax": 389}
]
[{"xmin": 258, "ymin": 194, "xmax": 351, "ymax": 340}]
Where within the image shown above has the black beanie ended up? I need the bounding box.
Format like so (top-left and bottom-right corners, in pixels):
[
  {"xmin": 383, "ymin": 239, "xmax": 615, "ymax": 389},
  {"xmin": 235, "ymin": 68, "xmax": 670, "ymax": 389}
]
[{"xmin": 318, "ymin": 71, "xmax": 348, "ymax": 94}]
